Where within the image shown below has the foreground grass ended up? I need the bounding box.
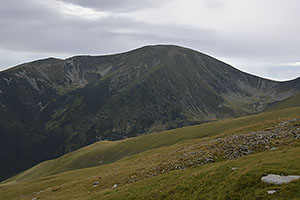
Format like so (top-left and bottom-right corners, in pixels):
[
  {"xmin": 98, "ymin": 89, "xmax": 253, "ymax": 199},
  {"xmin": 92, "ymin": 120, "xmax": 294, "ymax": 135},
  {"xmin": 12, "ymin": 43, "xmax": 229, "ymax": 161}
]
[
  {"xmin": 1, "ymin": 107, "xmax": 300, "ymax": 199},
  {"xmin": 5, "ymin": 107, "xmax": 300, "ymax": 183},
  {"xmin": 95, "ymin": 143, "xmax": 300, "ymax": 200},
  {"xmin": 1, "ymin": 141, "xmax": 300, "ymax": 200}
]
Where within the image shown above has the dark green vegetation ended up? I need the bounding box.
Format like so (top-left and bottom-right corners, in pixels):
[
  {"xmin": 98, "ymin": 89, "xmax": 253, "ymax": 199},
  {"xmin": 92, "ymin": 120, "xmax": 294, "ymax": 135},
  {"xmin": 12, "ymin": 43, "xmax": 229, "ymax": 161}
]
[
  {"xmin": 0, "ymin": 45, "xmax": 299, "ymax": 181},
  {"xmin": 1, "ymin": 106, "xmax": 300, "ymax": 199}
]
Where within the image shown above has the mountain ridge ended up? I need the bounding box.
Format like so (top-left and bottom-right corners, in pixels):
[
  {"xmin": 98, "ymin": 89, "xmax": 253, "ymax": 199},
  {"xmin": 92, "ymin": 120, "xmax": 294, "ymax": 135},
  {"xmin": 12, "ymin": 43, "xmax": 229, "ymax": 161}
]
[{"xmin": 4, "ymin": 44, "xmax": 300, "ymax": 82}]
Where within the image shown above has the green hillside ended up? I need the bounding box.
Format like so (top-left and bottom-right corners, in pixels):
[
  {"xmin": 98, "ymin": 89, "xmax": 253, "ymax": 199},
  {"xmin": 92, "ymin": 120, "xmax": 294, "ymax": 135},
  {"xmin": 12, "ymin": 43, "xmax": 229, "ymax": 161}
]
[
  {"xmin": 1, "ymin": 106, "xmax": 300, "ymax": 199},
  {"xmin": 92, "ymin": 143, "xmax": 300, "ymax": 200},
  {"xmin": 6, "ymin": 106, "xmax": 300, "ymax": 183},
  {"xmin": 269, "ymin": 94, "xmax": 300, "ymax": 111}
]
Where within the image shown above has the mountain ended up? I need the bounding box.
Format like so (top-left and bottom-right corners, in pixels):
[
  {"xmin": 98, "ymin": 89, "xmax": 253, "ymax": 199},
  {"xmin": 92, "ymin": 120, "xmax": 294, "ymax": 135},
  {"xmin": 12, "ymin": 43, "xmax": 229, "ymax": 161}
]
[
  {"xmin": 1, "ymin": 106, "xmax": 300, "ymax": 199},
  {"xmin": 0, "ymin": 45, "xmax": 299, "ymax": 181}
]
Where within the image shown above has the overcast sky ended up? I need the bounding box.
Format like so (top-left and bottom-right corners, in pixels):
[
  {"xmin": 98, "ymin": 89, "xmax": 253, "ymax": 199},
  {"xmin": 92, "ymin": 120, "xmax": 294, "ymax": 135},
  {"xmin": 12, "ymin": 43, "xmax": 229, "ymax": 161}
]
[{"xmin": 1, "ymin": 0, "xmax": 300, "ymax": 81}]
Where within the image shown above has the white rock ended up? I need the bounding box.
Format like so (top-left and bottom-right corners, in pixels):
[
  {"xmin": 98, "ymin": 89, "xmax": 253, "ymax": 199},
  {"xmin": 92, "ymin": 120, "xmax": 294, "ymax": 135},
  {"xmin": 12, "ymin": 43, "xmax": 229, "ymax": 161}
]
[
  {"xmin": 112, "ymin": 184, "xmax": 118, "ymax": 188},
  {"xmin": 261, "ymin": 174, "xmax": 300, "ymax": 185},
  {"xmin": 267, "ymin": 190, "xmax": 276, "ymax": 194},
  {"xmin": 231, "ymin": 167, "xmax": 239, "ymax": 170}
]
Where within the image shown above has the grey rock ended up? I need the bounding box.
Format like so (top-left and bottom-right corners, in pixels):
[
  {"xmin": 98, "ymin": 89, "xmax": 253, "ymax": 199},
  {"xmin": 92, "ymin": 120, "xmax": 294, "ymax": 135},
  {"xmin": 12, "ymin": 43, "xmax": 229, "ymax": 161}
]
[
  {"xmin": 261, "ymin": 174, "xmax": 300, "ymax": 185},
  {"xmin": 93, "ymin": 181, "xmax": 99, "ymax": 185},
  {"xmin": 267, "ymin": 190, "xmax": 277, "ymax": 194}
]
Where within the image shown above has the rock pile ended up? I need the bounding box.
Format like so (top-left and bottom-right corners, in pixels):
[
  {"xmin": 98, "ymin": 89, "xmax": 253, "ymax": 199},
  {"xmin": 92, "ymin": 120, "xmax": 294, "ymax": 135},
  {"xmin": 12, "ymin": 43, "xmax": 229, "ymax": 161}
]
[{"xmin": 125, "ymin": 119, "xmax": 300, "ymax": 183}]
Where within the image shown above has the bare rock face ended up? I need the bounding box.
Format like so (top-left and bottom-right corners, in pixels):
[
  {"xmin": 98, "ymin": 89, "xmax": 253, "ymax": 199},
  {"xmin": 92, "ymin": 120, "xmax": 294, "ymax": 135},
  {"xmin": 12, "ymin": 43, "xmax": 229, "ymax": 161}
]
[{"xmin": 261, "ymin": 174, "xmax": 300, "ymax": 185}]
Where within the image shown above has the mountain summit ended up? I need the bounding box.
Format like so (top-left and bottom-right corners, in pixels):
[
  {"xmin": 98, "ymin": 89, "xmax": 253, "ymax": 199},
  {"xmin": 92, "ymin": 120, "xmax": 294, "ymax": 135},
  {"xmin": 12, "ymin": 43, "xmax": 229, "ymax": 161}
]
[{"xmin": 0, "ymin": 45, "xmax": 299, "ymax": 180}]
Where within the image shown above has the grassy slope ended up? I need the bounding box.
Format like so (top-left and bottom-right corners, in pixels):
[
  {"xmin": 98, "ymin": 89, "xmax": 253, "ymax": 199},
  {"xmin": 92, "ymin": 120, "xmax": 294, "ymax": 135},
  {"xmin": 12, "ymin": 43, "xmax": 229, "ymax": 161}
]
[
  {"xmin": 7, "ymin": 107, "xmax": 300, "ymax": 183},
  {"xmin": 0, "ymin": 106, "xmax": 300, "ymax": 200},
  {"xmin": 96, "ymin": 143, "xmax": 300, "ymax": 200},
  {"xmin": 268, "ymin": 94, "xmax": 300, "ymax": 111},
  {"xmin": 3, "ymin": 144, "xmax": 300, "ymax": 200}
]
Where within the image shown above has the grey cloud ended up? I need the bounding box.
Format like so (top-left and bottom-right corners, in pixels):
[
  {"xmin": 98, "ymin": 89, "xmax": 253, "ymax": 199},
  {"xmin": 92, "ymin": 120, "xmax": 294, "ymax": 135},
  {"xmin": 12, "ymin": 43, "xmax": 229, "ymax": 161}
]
[
  {"xmin": 0, "ymin": 0, "xmax": 58, "ymax": 21},
  {"xmin": 0, "ymin": 0, "xmax": 217, "ymax": 56},
  {"xmin": 0, "ymin": 0, "xmax": 134, "ymax": 53},
  {"xmin": 57, "ymin": 0, "xmax": 163, "ymax": 12},
  {"xmin": 0, "ymin": 14, "xmax": 218, "ymax": 56},
  {"xmin": 203, "ymin": 0, "xmax": 225, "ymax": 8}
]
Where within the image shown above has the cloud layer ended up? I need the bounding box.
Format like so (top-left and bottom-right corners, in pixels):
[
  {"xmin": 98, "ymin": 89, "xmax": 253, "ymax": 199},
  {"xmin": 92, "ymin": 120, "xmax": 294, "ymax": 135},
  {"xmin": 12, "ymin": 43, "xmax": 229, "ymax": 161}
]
[{"xmin": 0, "ymin": 0, "xmax": 299, "ymax": 80}]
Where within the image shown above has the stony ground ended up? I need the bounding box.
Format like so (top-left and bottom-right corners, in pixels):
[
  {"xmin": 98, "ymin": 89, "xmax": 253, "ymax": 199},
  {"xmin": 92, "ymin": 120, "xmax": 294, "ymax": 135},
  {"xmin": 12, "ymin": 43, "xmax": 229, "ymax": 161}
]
[{"xmin": 124, "ymin": 119, "xmax": 300, "ymax": 184}]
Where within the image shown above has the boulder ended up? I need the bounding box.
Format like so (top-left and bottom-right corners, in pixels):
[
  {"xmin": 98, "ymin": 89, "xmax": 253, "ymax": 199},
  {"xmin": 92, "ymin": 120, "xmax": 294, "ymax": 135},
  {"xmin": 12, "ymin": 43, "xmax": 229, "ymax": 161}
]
[
  {"xmin": 267, "ymin": 190, "xmax": 276, "ymax": 194},
  {"xmin": 261, "ymin": 174, "xmax": 300, "ymax": 185}
]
